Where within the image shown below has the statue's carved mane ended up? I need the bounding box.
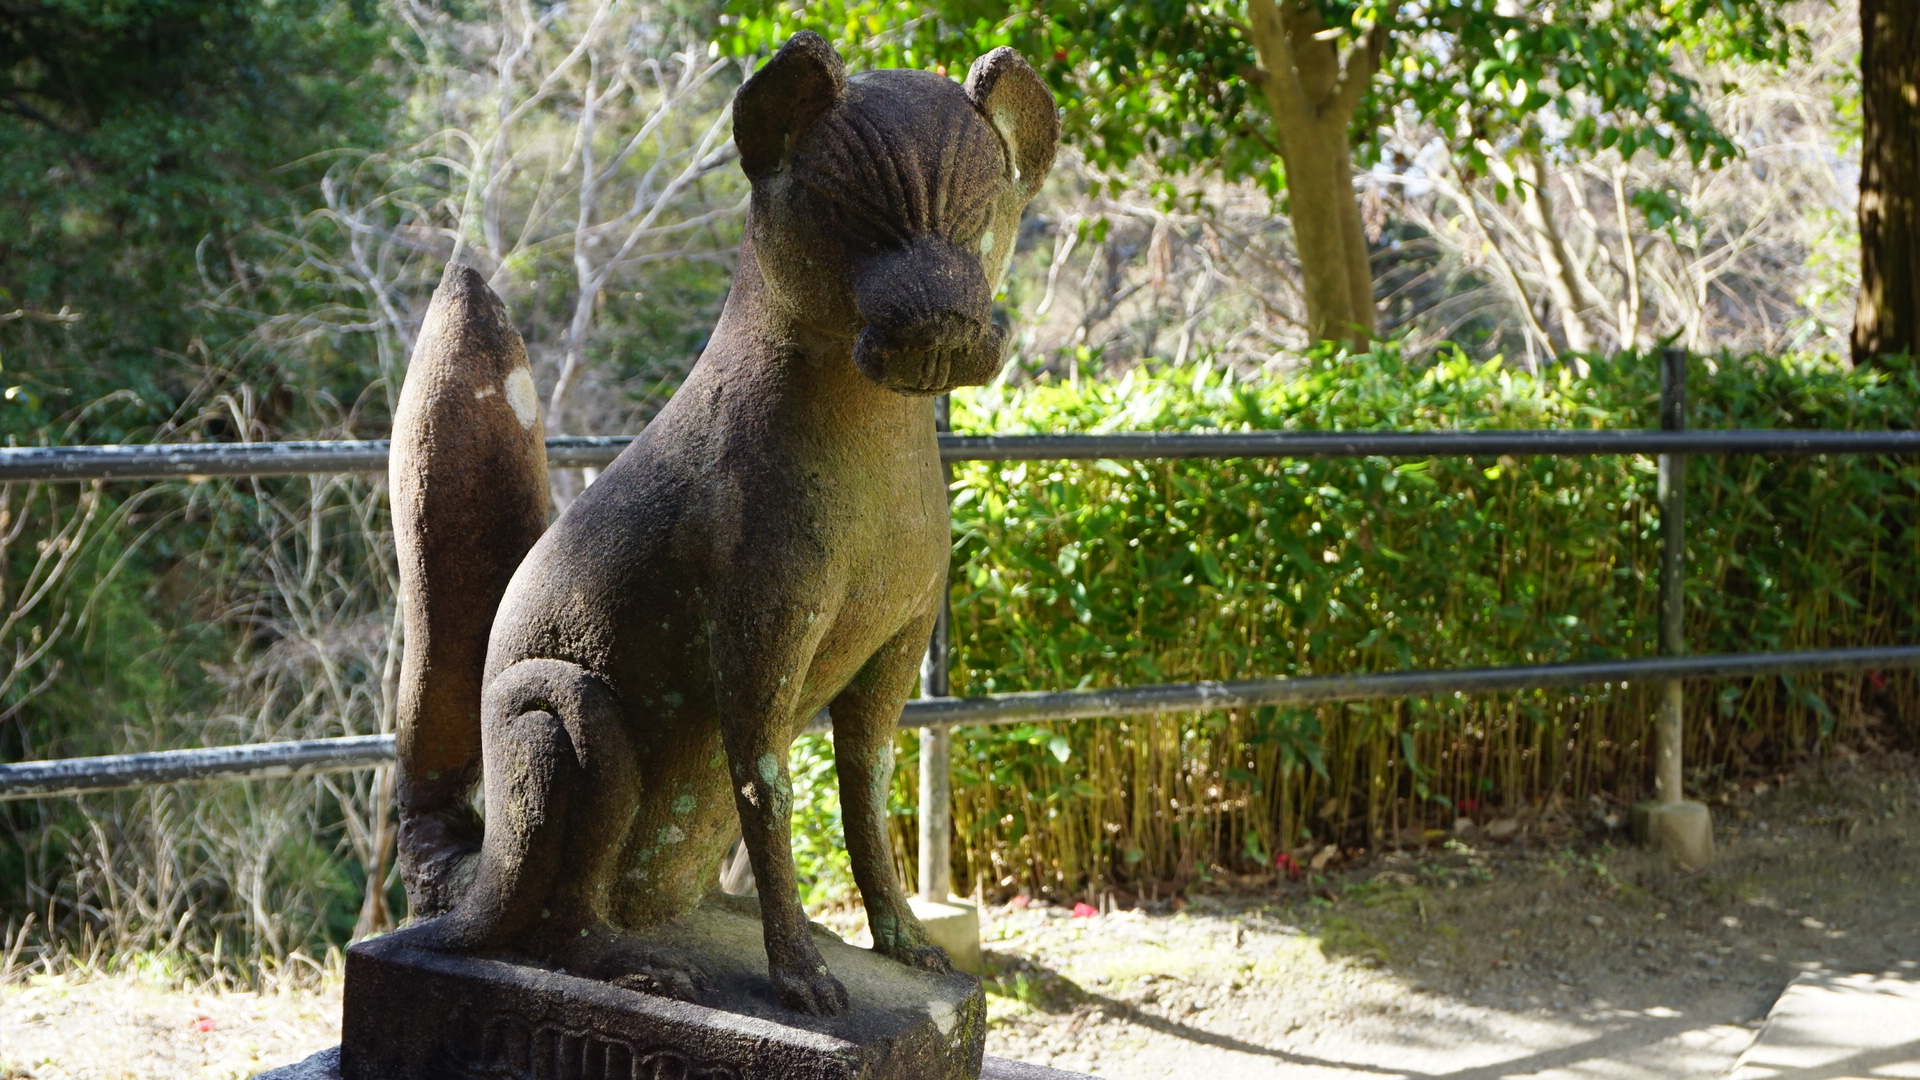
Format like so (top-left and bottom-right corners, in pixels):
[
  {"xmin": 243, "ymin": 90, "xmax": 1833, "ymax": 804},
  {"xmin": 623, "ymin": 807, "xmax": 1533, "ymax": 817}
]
[{"xmin": 789, "ymin": 72, "xmax": 1005, "ymax": 251}]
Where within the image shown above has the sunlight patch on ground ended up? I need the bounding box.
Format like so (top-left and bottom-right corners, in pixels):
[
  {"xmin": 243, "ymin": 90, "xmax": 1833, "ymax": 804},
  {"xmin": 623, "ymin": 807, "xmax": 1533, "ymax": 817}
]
[{"xmin": 0, "ymin": 963, "xmax": 340, "ymax": 1080}]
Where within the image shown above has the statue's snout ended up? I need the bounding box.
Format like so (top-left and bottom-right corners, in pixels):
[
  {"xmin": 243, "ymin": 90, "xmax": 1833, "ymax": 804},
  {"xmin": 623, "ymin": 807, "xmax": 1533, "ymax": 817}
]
[{"xmin": 852, "ymin": 238, "xmax": 1007, "ymax": 396}]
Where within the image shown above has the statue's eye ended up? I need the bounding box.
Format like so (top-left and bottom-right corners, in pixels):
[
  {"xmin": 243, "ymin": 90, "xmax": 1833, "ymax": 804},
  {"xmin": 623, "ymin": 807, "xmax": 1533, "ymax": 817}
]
[{"xmin": 978, "ymin": 229, "xmax": 995, "ymax": 258}]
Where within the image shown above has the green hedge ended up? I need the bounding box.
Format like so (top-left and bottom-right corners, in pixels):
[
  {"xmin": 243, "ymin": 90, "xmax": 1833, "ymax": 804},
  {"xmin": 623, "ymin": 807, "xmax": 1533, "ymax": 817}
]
[{"xmin": 821, "ymin": 349, "xmax": 1920, "ymax": 902}]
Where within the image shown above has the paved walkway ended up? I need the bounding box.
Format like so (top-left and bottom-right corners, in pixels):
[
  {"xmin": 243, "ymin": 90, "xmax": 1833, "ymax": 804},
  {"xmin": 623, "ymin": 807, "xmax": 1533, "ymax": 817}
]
[{"xmin": 1727, "ymin": 971, "xmax": 1920, "ymax": 1080}]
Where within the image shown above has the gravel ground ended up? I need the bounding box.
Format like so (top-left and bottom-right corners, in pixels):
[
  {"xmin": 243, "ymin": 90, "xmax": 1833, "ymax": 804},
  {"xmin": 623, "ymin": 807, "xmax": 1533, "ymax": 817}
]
[
  {"xmin": 0, "ymin": 965, "xmax": 341, "ymax": 1080},
  {"xmin": 4, "ymin": 756, "xmax": 1917, "ymax": 1080}
]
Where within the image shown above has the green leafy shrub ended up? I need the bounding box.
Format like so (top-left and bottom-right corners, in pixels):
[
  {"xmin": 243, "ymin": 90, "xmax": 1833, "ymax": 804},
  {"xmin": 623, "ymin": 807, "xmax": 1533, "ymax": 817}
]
[{"xmin": 817, "ymin": 348, "xmax": 1920, "ymax": 904}]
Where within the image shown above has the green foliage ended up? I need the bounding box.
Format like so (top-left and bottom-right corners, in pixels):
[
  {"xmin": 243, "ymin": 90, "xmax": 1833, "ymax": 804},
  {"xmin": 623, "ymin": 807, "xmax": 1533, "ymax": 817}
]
[
  {"xmin": 789, "ymin": 734, "xmax": 856, "ymax": 907},
  {"xmin": 850, "ymin": 348, "xmax": 1918, "ymax": 902},
  {"xmin": 0, "ymin": 0, "xmax": 395, "ymax": 435},
  {"xmin": 721, "ymin": 0, "xmax": 1803, "ymax": 199}
]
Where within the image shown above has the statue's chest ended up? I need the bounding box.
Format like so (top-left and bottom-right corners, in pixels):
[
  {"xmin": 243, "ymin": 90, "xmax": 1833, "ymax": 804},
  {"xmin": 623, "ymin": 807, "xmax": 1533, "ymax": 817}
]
[
  {"xmin": 822, "ymin": 476, "xmax": 947, "ymax": 625},
  {"xmin": 786, "ymin": 428, "xmax": 948, "ymax": 579},
  {"xmin": 788, "ymin": 460, "xmax": 948, "ymax": 690}
]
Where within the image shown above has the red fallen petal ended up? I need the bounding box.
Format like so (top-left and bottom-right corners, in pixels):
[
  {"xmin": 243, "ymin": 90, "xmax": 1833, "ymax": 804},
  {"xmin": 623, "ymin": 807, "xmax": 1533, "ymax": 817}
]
[
  {"xmin": 194, "ymin": 1018, "xmax": 216, "ymax": 1032},
  {"xmin": 1009, "ymin": 894, "xmax": 1031, "ymax": 909},
  {"xmin": 1071, "ymin": 902, "xmax": 1099, "ymax": 918}
]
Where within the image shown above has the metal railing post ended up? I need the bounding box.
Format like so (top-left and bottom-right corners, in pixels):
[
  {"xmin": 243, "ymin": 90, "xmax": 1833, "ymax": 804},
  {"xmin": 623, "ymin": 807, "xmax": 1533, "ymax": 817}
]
[
  {"xmin": 1656, "ymin": 347, "xmax": 1688, "ymax": 804},
  {"xmin": 918, "ymin": 394, "xmax": 954, "ymax": 902}
]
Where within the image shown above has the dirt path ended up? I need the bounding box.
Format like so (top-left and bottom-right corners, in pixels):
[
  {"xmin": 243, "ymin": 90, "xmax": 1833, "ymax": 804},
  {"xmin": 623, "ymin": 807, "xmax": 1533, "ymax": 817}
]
[
  {"xmin": 0, "ymin": 967, "xmax": 341, "ymax": 1080},
  {"xmin": 4, "ymin": 758, "xmax": 1916, "ymax": 1080},
  {"xmin": 977, "ymin": 757, "xmax": 1920, "ymax": 1078}
]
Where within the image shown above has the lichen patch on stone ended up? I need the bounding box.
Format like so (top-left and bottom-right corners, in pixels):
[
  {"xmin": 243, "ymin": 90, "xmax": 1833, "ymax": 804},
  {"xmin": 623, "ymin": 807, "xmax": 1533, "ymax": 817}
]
[
  {"xmin": 504, "ymin": 366, "xmax": 539, "ymax": 429},
  {"xmin": 928, "ymin": 999, "xmax": 958, "ymax": 1037}
]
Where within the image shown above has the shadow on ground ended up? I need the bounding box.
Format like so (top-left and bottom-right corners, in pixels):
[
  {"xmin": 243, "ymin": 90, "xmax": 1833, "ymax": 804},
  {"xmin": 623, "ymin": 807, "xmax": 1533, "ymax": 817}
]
[{"xmin": 969, "ymin": 756, "xmax": 1920, "ymax": 1078}]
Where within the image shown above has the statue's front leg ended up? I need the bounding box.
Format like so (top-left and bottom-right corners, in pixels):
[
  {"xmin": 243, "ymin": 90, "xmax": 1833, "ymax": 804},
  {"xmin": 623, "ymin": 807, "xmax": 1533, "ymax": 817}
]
[
  {"xmin": 832, "ymin": 617, "xmax": 952, "ymax": 974},
  {"xmin": 712, "ymin": 627, "xmax": 849, "ymax": 1016}
]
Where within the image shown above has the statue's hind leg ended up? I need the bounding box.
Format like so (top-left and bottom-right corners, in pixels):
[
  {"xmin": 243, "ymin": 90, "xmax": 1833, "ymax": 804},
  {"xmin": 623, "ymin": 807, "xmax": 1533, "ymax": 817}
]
[
  {"xmin": 420, "ymin": 659, "xmax": 636, "ymax": 954},
  {"xmin": 832, "ymin": 617, "xmax": 952, "ymax": 974}
]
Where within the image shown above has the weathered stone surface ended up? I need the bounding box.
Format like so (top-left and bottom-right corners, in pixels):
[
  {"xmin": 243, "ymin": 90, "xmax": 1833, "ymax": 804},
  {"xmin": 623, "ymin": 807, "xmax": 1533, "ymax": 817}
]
[
  {"xmin": 979, "ymin": 1061, "xmax": 1096, "ymax": 1080},
  {"xmin": 908, "ymin": 898, "xmax": 985, "ymax": 975},
  {"xmin": 1631, "ymin": 799, "xmax": 1715, "ymax": 868},
  {"xmin": 261, "ymin": 1046, "xmax": 1094, "ymax": 1080},
  {"xmin": 254, "ymin": 1046, "xmax": 340, "ymax": 1080},
  {"xmin": 383, "ymin": 30, "xmax": 1062, "ymax": 1019},
  {"xmin": 1727, "ymin": 969, "xmax": 1920, "ymax": 1080},
  {"xmin": 341, "ymin": 901, "xmax": 986, "ymax": 1080},
  {"xmin": 390, "ymin": 261, "xmax": 551, "ymax": 919}
]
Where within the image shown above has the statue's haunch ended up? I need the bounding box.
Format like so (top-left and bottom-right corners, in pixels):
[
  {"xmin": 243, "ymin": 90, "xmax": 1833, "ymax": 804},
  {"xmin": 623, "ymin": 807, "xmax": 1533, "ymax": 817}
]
[{"xmin": 388, "ymin": 33, "xmax": 1057, "ymax": 1017}]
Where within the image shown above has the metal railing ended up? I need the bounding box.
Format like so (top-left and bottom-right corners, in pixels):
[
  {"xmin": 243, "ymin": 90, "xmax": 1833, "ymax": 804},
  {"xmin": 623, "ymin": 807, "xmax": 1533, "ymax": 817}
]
[
  {"xmin": 8, "ymin": 644, "xmax": 1916, "ymax": 802},
  {"xmin": 3, "ymin": 349, "xmax": 1916, "ymax": 897},
  {"xmin": 8, "ymin": 429, "xmax": 1920, "ymax": 482}
]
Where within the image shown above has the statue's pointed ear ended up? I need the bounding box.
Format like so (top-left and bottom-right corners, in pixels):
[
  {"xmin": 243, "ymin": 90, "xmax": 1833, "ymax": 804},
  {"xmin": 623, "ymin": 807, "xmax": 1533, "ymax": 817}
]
[
  {"xmin": 964, "ymin": 47, "xmax": 1059, "ymax": 201},
  {"xmin": 734, "ymin": 31, "xmax": 847, "ymax": 180}
]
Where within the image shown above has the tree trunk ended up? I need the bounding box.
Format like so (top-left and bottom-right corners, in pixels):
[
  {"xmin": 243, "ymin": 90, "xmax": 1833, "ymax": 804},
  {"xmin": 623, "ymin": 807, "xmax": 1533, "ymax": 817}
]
[
  {"xmin": 1611, "ymin": 166, "xmax": 1646, "ymax": 349},
  {"xmin": 1854, "ymin": 0, "xmax": 1920, "ymax": 363},
  {"xmin": 1247, "ymin": 1, "xmax": 1379, "ymax": 350},
  {"xmin": 1281, "ymin": 122, "xmax": 1374, "ymax": 348},
  {"xmin": 1512, "ymin": 147, "xmax": 1600, "ymax": 354}
]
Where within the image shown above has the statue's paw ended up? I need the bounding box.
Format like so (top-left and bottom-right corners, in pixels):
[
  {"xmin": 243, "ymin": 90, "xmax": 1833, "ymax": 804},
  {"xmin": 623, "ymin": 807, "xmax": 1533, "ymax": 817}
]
[
  {"xmin": 611, "ymin": 963, "xmax": 701, "ymax": 1003},
  {"xmin": 555, "ymin": 932, "xmax": 706, "ymax": 1003},
  {"xmin": 398, "ymin": 806, "xmax": 482, "ymax": 918},
  {"xmin": 876, "ymin": 939, "xmax": 954, "ymax": 974},
  {"xmin": 771, "ymin": 954, "xmax": 850, "ymax": 1016},
  {"xmin": 394, "ymin": 913, "xmax": 461, "ymax": 953}
]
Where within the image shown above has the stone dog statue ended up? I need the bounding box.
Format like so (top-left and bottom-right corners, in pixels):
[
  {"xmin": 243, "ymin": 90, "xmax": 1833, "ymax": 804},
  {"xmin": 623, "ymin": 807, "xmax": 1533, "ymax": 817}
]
[{"xmin": 387, "ymin": 32, "xmax": 1056, "ymax": 1016}]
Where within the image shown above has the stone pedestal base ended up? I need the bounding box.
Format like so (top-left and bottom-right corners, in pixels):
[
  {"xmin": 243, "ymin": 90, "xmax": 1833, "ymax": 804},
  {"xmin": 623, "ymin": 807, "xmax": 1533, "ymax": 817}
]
[
  {"xmin": 909, "ymin": 897, "xmax": 985, "ymax": 975},
  {"xmin": 1631, "ymin": 800, "xmax": 1715, "ymax": 868},
  {"xmin": 259, "ymin": 1047, "xmax": 1096, "ymax": 1080},
  {"xmin": 338, "ymin": 901, "xmax": 987, "ymax": 1080}
]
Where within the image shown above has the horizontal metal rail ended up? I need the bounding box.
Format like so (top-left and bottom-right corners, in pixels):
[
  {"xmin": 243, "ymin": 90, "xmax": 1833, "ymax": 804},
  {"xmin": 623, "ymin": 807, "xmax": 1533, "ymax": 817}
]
[
  {"xmin": 0, "ymin": 735, "xmax": 395, "ymax": 801},
  {"xmin": 9, "ymin": 645, "xmax": 1913, "ymax": 800},
  {"xmin": 940, "ymin": 429, "xmax": 1920, "ymax": 462},
  {"xmin": 4, "ymin": 429, "xmax": 1920, "ymax": 482},
  {"xmin": 899, "ymin": 645, "xmax": 1920, "ymax": 727},
  {"xmin": 0, "ymin": 437, "xmax": 632, "ymax": 482}
]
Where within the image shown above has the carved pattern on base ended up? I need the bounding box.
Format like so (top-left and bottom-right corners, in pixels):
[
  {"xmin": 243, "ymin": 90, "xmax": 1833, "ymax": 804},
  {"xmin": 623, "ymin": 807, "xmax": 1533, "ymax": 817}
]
[{"xmin": 458, "ymin": 1014, "xmax": 740, "ymax": 1080}]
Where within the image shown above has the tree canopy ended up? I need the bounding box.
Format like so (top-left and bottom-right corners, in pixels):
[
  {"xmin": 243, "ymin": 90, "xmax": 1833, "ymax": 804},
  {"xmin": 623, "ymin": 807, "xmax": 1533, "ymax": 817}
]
[
  {"xmin": 738, "ymin": 0, "xmax": 1794, "ymax": 182},
  {"xmin": 725, "ymin": 0, "xmax": 1803, "ymax": 348}
]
